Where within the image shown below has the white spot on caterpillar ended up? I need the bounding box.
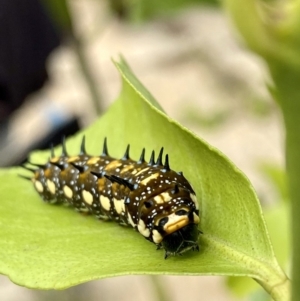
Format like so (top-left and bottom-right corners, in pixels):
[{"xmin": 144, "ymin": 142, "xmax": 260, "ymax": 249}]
[
  {"xmin": 80, "ymin": 207, "xmax": 89, "ymax": 213},
  {"xmin": 190, "ymin": 193, "xmax": 199, "ymax": 209},
  {"xmin": 152, "ymin": 229, "xmax": 163, "ymax": 244},
  {"xmin": 137, "ymin": 219, "xmax": 150, "ymax": 237},
  {"xmin": 82, "ymin": 190, "xmax": 93, "ymax": 205},
  {"xmin": 46, "ymin": 179, "xmax": 56, "ymax": 194},
  {"xmin": 100, "ymin": 195, "xmax": 111, "ymax": 211},
  {"xmin": 63, "ymin": 185, "xmax": 73, "ymax": 199},
  {"xmin": 193, "ymin": 212, "xmax": 200, "ymax": 224},
  {"xmin": 113, "ymin": 198, "xmax": 124, "ymax": 214},
  {"xmin": 127, "ymin": 213, "xmax": 136, "ymax": 227},
  {"xmin": 140, "ymin": 173, "xmax": 159, "ymax": 185},
  {"xmin": 98, "ymin": 214, "xmax": 109, "ymax": 220},
  {"xmin": 34, "ymin": 180, "xmax": 44, "ymax": 193}
]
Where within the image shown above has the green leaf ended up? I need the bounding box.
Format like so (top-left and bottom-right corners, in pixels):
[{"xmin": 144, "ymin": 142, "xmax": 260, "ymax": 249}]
[
  {"xmin": 226, "ymin": 202, "xmax": 291, "ymax": 298},
  {"xmin": 125, "ymin": 0, "xmax": 219, "ymax": 22},
  {"xmin": 41, "ymin": 0, "xmax": 73, "ymax": 32},
  {"xmin": 0, "ymin": 57, "xmax": 288, "ymax": 299},
  {"xmin": 223, "ymin": 0, "xmax": 300, "ymax": 68}
]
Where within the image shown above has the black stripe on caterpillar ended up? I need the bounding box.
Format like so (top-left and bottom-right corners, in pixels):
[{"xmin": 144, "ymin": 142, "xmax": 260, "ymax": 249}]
[{"xmin": 21, "ymin": 136, "xmax": 201, "ymax": 259}]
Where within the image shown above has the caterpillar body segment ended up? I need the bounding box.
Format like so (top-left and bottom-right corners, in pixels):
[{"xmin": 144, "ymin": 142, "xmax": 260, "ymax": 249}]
[{"xmin": 23, "ymin": 137, "xmax": 201, "ymax": 258}]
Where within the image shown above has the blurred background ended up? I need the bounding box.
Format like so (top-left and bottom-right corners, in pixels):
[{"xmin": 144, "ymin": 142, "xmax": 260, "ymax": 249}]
[{"xmin": 0, "ymin": 0, "xmax": 288, "ymax": 300}]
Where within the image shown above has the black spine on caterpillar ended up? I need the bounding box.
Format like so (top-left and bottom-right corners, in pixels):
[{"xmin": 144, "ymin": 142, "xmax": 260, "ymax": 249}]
[{"xmin": 22, "ymin": 136, "xmax": 201, "ymax": 258}]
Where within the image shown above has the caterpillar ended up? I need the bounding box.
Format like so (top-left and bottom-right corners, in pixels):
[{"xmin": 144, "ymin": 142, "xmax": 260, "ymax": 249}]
[{"xmin": 21, "ymin": 137, "xmax": 201, "ymax": 259}]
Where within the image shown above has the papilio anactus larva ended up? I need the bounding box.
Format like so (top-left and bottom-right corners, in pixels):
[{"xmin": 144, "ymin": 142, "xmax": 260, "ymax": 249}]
[{"xmin": 21, "ymin": 137, "xmax": 201, "ymax": 258}]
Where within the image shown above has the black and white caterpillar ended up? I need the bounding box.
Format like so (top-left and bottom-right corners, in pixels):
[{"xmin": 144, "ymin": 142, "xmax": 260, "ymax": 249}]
[{"xmin": 22, "ymin": 137, "xmax": 201, "ymax": 258}]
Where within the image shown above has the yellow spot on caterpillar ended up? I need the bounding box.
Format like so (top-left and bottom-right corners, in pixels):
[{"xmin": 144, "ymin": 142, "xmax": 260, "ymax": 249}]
[
  {"xmin": 131, "ymin": 169, "xmax": 138, "ymax": 175},
  {"xmin": 113, "ymin": 198, "xmax": 124, "ymax": 214},
  {"xmin": 152, "ymin": 229, "xmax": 163, "ymax": 244},
  {"xmin": 153, "ymin": 195, "xmax": 164, "ymax": 204},
  {"xmin": 190, "ymin": 193, "xmax": 199, "ymax": 209},
  {"xmin": 105, "ymin": 160, "xmax": 122, "ymax": 170},
  {"xmin": 140, "ymin": 172, "xmax": 159, "ymax": 185},
  {"xmin": 50, "ymin": 157, "xmax": 59, "ymax": 163},
  {"xmin": 120, "ymin": 165, "xmax": 134, "ymax": 173},
  {"xmin": 46, "ymin": 179, "xmax": 56, "ymax": 194},
  {"xmin": 87, "ymin": 157, "xmax": 100, "ymax": 165},
  {"xmin": 135, "ymin": 167, "xmax": 150, "ymax": 176},
  {"xmin": 160, "ymin": 192, "xmax": 172, "ymax": 202},
  {"xmin": 68, "ymin": 156, "xmax": 80, "ymax": 163},
  {"xmin": 63, "ymin": 185, "xmax": 73, "ymax": 199},
  {"xmin": 44, "ymin": 169, "xmax": 51, "ymax": 178},
  {"xmin": 153, "ymin": 192, "xmax": 172, "ymax": 204},
  {"xmin": 100, "ymin": 195, "xmax": 111, "ymax": 211},
  {"xmin": 163, "ymin": 213, "xmax": 189, "ymax": 234},
  {"xmin": 137, "ymin": 219, "xmax": 150, "ymax": 237},
  {"xmin": 34, "ymin": 180, "xmax": 44, "ymax": 193},
  {"xmin": 82, "ymin": 190, "xmax": 93, "ymax": 205},
  {"xmin": 96, "ymin": 178, "xmax": 106, "ymax": 192}
]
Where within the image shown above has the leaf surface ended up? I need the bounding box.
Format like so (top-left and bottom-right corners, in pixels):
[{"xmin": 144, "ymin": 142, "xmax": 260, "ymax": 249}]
[{"xmin": 0, "ymin": 57, "xmax": 286, "ymax": 291}]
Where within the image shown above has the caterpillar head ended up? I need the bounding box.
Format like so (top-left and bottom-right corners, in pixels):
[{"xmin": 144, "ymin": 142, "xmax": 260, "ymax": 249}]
[
  {"xmin": 161, "ymin": 223, "xmax": 200, "ymax": 258},
  {"xmin": 148, "ymin": 186, "xmax": 201, "ymax": 258}
]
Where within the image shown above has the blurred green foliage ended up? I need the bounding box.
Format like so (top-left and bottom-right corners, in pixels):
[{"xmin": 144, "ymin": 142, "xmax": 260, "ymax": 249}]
[
  {"xmin": 41, "ymin": 0, "xmax": 73, "ymax": 33},
  {"xmin": 109, "ymin": 0, "xmax": 219, "ymax": 21}
]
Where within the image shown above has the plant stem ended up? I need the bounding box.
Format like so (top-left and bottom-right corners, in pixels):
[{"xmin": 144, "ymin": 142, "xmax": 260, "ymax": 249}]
[
  {"xmin": 64, "ymin": 1, "xmax": 104, "ymax": 116},
  {"xmin": 256, "ymin": 276, "xmax": 291, "ymax": 301},
  {"xmin": 71, "ymin": 34, "xmax": 104, "ymax": 115},
  {"xmin": 269, "ymin": 63, "xmax": 300, "ymax": 301},
  {"xmin": 43, "ymin": 0, "xmax": 104, "ymax": 115},
  {"xmin": 204, "ymin": 235, "xmax": 290, "ymax": 301}
]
